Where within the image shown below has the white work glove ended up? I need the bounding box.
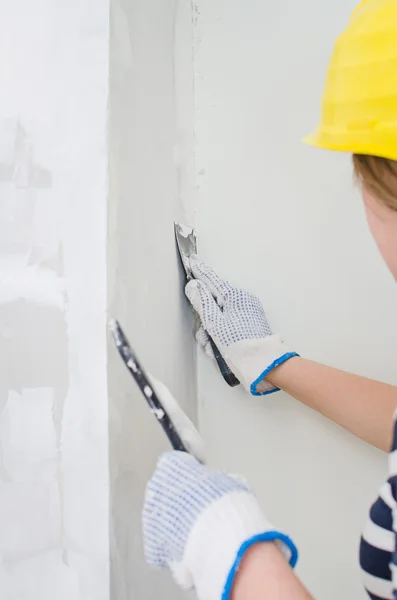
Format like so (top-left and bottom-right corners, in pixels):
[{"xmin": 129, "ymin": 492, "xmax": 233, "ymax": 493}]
[
  {"xmin": 143, "ymin": 451, "xmax": 298, "ymax": 600},
  {"xmin": 185, "ymin": 255, "xmax": 299, "ymax": 395}
]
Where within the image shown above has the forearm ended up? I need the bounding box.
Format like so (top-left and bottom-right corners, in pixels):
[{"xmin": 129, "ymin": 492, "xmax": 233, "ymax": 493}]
[
  {"xmin": 232, "ymin": 543, "xmax": 313, "ymax": 600},
  {"xmin": 265, "ymin": 357, "xmax": 396, "ymax": 452}
]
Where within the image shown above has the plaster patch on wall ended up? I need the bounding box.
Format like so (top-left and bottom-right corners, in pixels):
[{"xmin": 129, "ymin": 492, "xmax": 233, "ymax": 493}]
[
  {"xmin": 0, "ymin": 302, "xmax": 69, "ymax": 583},
  {"xmin": 0, "ymin": 0, "xmax": 109, "ymax": 596},
  {"xmin": 0, "ymin": 550, "xmax": 80, "ymax": 600},
  {"xmin": 0, "ymin": 255, "xmax": 65, "ymax": 308},
  {"xmin": 0, "ymin": 481, "xmax": 60, "ymax": 560},
  {"xmin": 0, "ymin": 120, "xmax": 52, "ymax": 189},
  {"xmin": 0, "ymin": 388, "xmax": 57, "ymax": 482}
]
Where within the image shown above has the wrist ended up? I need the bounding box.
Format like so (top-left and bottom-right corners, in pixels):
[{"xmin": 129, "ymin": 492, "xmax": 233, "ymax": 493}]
[
  {"xmin": 264, "ymin": 355, "xmax": 302, "ymax": 388},
  {"xmin": 224, "ymin": 335, "xmax": 298, "ymax": 396},
  {"xmin": 231, "ymin": 542, "xmax": 292, "ymax": 600}
]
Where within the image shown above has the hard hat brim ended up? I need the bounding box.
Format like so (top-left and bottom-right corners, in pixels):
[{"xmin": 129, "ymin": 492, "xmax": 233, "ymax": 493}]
[{"xmin": 303, "ymin": 128, "xmax": 397, "ymax": 162}]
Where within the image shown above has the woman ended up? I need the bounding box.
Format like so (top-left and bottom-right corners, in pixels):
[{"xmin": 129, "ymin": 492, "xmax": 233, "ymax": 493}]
[{"xmin": 143, "ymin": 2, "xmax": 397, "ymax": 599}]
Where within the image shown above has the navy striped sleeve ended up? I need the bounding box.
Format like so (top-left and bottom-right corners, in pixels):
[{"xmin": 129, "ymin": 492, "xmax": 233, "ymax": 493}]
[{"xmin": 359, "ymin": 414, "xmax": 397, "ymax": 600}]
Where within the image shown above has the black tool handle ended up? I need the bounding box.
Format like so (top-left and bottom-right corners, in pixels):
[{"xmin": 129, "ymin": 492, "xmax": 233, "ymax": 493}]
[
  {"xmin": 173, "ymin": 225, "xmax": 240, "ymax": 388},
  {"xmin": 208, "ymin": 336, "xmax": 240, "ymax": 387},
  {"xmin": 110, "ymin": 320, "xmax": 189, "ymax": 453}
]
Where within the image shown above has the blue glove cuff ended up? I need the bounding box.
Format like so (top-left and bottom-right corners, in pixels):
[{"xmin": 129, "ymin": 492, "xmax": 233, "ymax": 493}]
[
  {"xmin": 222, "ymin": 531, "xmax": 299, "ymax": 600},
  {"xmin": 250, "ymin": 352, "xmax": 300, "ymax": 396}
]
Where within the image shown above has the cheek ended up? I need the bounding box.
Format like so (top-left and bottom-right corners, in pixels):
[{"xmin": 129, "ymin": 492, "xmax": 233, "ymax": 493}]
[{"xmin": 364, "ymin": 201, "xmax": 397, "ymax": 280}]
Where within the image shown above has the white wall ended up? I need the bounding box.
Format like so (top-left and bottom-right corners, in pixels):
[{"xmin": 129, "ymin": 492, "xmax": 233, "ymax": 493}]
[
  {"xmin": 194, "ymin": 1, "xmax": 397, "ymax": 598},
  {"xmin": 108, "ymin": 1, "xmax": 197, "ymax": 599},
  {"xmin": 0, "ymin": 1, "xmax": 109, "ymax": 599}
]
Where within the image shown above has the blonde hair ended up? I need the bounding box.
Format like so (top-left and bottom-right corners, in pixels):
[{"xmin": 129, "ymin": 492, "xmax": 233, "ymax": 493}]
[{"xmin": 353, "ymin": 154, "xmax": 397, "ymax": 211}]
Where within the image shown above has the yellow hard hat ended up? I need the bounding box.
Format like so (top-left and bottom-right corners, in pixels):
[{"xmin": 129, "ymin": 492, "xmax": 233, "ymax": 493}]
[{"xmin": 303, "ymin": 0, "xmax": 397, "ymax": 161}]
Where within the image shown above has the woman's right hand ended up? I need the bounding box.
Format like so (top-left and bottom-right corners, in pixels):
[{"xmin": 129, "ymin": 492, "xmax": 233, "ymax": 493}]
[
  {"xmin": 143, "ymin": 451, "xmax": 298, "ymax": 600},
  {"xmin": 185, "ymin": 255, "xmax": 298, "ymax": 396}
]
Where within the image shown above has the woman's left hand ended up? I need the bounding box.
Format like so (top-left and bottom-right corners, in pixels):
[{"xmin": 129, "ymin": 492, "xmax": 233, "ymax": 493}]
[{"xmin": 185, "ymin": 255, "xmax": 298, "ymax": 395}]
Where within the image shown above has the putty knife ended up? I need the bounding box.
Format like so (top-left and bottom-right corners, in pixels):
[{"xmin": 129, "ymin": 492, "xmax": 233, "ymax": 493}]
[
  {"xmin": 109, "ymin": 319, "xmax": 189, "ymax": 452},
  {"xmin": 174, "ymin": 222, "xmax": 240, "ymax": 387}
]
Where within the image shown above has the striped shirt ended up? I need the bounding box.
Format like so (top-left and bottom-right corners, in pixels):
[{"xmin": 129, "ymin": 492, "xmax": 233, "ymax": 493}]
[{"xmin": 360, "ymin": 417, "xmax": 397, "ymax": 599}]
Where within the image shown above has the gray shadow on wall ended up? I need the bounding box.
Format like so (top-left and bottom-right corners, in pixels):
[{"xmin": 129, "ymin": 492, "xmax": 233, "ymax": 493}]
[{"xmin": 108, "ymin": 0, "xmax": 197, "ymax": 598}]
